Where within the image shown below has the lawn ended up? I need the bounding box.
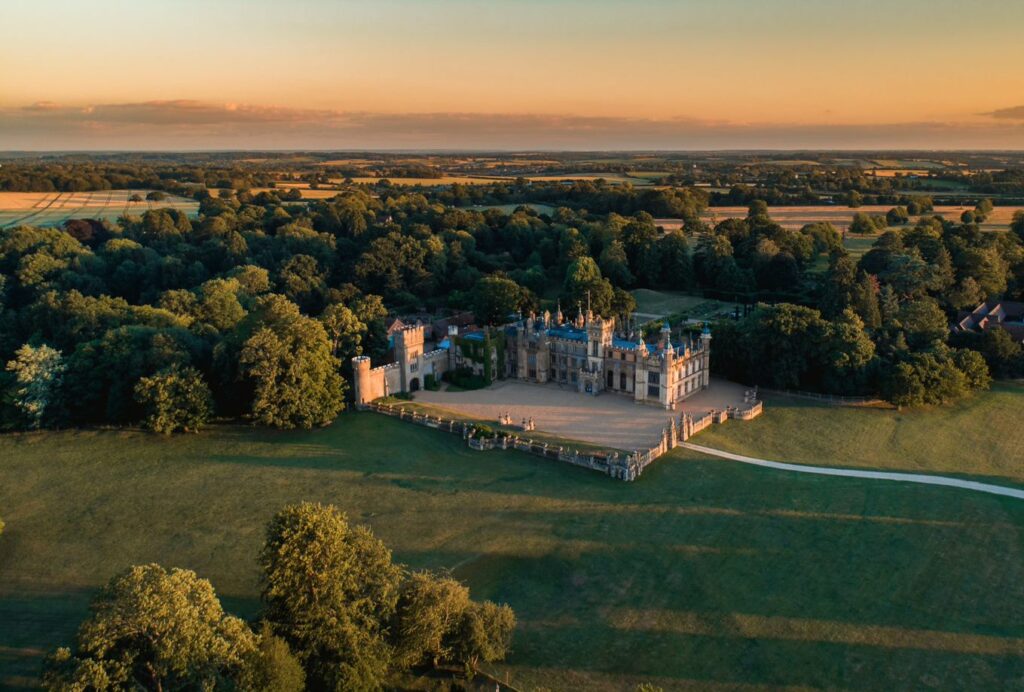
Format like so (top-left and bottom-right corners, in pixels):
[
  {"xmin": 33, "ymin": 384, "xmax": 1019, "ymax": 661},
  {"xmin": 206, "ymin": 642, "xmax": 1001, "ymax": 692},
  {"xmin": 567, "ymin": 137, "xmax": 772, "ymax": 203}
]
[
  {"xmin": 697, "ymin": 382, "xmax": 1024, "ymax": 483},
  {"xmin": 2, "ymin": 409, "xmax": 1024, "ymax": 690},
  {"xmin": 467, "ymin": 202, "xmax": 557, "ymax": 215},
  {"xmin": 631, "ymin": 288, "xmax": 737, "ymax": 320}
]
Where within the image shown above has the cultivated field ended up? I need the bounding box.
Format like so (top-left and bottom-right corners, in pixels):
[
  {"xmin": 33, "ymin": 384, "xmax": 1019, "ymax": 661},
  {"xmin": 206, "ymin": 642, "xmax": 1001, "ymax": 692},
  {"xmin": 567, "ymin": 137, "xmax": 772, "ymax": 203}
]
[
  {"xmin": 0, "ymin": 190, "xmax": 199, "ymax": 229},
  {"xmin": 701, "ymin": 205, "xmax": 1024, "ymax": 233},
  {"xmin": 1, "ymin": 404, "xmax": 1023, "ymax": 690},
  {"xmin": 249, "ymin": 186, "xmax": 344, "ymax": 199}
]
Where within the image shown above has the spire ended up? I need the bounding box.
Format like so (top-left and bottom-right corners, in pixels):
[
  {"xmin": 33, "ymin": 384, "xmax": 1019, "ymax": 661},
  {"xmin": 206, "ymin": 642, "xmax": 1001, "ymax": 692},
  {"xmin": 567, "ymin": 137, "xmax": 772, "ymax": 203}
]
[{"xmin": 556, "ymin": 299, "xmax": 563, "ymax": 324}]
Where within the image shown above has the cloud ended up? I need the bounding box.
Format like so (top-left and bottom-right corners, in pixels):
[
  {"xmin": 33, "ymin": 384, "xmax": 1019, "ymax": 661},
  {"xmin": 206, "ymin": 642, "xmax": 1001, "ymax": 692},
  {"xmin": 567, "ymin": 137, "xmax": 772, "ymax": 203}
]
[
  {"xmin": 981, "ymin": 105, "xmax": 1024, "ymax": 120},
  {"xmin": 2, "ymin": 99, "xmax": 1024, "ymax": 150}
]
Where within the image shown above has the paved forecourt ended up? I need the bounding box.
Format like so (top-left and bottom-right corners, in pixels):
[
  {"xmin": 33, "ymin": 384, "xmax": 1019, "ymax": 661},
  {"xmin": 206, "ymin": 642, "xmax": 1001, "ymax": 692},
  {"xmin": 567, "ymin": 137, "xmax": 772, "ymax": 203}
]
[{"xmin": 414, "ymin": 378, "xmax": 751, "ymax": 450}]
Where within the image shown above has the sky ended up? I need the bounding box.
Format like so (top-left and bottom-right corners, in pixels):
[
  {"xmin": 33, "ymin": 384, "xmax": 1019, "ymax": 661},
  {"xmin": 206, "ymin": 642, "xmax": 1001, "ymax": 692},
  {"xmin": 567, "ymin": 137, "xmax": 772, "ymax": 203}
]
[{"xmin": 2, "ymin": 0, "xmax": 1024, "ymax": 150}]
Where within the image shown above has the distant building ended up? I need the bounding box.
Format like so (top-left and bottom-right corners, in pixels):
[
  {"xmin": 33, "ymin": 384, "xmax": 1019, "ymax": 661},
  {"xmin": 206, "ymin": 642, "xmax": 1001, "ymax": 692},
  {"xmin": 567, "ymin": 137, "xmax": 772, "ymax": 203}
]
[
  {"xmin": 954, "ymin": 300, "xmax": 1024, "ymax": 342},
  {"xmin": 354, "ymin": 308, "xmax": 711, "ymax": 410}
]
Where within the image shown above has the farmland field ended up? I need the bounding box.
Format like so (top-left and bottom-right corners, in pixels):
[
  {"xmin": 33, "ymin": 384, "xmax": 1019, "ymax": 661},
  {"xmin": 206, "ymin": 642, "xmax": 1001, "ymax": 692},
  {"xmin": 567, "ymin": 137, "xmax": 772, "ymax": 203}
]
[
  {"xmin": 0, "ymin": 190, "xmax": 199, "ymax": 229},
  {"xmin": 249, "ymin": 186, "xmax": 344, "ymax": 199},
  {"xmin": 346, "ymin": 175, "xmax": 512, "ymax": 186},
  {"xmin": 1, "ymin": 407, "xmax": 1023, "ymax": 690},
  {"xmin": 524, "ymin": 173, "xmax": 654, "ymax": 186},
  {"xmin": 702, "ymin": 204, "xmax": 1024, "ymax": 233}
]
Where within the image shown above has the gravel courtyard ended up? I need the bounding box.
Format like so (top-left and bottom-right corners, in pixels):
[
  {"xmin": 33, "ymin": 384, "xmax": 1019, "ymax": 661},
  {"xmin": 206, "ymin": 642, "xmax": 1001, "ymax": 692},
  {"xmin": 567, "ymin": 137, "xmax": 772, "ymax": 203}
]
[{"xmin": 414, "ymin": 378, "xmax": 753, "ymax": 450}]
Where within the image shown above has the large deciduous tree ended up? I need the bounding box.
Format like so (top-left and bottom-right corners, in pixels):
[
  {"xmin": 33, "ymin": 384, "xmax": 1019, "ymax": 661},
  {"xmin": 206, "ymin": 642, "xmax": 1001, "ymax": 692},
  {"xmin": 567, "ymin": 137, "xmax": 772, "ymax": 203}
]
[
  {"xmin": 238, "ymin": 295, "xmax": 346, "ymax": 428},
  {"xmin": 4, "ymin": 342, "xmax": 65, "ymax": 429},
  {"xmin": 259, "ymin": 502, "xmax": 402, "ymax": 691},
  {"xmin": 133, "ymin": 365, "xmax": 214, "ymax": 434},
  {"xmin": 472, "ymin": 275, "xmax": 533, "ymax": 326},
  {"xmin": 42, "ymin": 564, "xmax": 257, "ymax": 691}
]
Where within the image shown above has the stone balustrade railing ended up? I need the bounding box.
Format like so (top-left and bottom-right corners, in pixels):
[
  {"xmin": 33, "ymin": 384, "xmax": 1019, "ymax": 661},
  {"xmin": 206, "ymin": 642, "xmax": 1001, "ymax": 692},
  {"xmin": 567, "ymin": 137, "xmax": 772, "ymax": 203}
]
[{"xmin": 365, "ymin": 395, "xmax": 763, "ymax": 482}]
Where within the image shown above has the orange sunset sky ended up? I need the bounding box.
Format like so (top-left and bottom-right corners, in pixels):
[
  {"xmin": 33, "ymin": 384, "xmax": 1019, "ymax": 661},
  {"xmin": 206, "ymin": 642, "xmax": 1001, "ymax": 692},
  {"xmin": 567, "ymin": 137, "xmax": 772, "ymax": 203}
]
[{"xmin": 2, "ymin": 0, "xmax": 1024, "ymax": 149}]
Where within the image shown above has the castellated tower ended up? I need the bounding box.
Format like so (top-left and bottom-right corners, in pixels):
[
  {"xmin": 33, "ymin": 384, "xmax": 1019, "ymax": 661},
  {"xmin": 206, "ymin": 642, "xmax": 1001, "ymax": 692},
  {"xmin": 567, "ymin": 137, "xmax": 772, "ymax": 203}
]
[
  {"xmin": 352, "ymin": 355, "xmax": 373, "ymax": 408},
  {"xmin": 393, "ymin": 325, "xmax": 425, "ymax": 392}
]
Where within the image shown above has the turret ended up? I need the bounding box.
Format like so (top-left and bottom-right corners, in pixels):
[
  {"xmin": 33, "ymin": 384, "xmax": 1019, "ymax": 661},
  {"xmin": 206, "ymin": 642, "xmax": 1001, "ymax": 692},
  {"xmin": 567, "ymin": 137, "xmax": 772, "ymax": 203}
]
[
  {"xmin": 659, "ymin": 321, "xmax": 671, "ymax": 350},
  {"xmin": 352, "ymin": 356, "xmax": 373, "ymax": 407}
]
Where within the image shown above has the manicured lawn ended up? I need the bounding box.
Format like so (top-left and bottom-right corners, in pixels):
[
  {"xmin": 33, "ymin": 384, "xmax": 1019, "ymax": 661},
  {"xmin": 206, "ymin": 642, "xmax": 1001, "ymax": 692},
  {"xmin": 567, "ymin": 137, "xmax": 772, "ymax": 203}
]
[
  {"xmin": 631, "ymin": 289, "xmax": 737, "ymax": 320},
  {"xmin": 2, "ymin": 411, "xmax": 1024, "ymax": 690},
  {"xmin": 697, "ymin": 382, "xmax": 1024, "ymax": 483}
]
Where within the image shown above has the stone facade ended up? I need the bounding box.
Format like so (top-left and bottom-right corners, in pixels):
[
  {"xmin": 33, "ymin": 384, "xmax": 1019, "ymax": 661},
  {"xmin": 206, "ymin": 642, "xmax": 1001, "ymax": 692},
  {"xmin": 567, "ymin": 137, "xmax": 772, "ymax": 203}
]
[
  {"xmin": 353, "ymin": 310, "xmax": 712, "ymax": 410},
  {"xmin": 504, "ymin": 309, "xmax": 711, "ymax": 409}
]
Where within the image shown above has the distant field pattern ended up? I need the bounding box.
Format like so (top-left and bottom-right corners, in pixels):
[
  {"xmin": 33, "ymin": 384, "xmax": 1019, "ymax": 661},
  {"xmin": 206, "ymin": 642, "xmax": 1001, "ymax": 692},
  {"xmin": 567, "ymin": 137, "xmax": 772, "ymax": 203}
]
[
  {"xmin": 703, "ymin": 204, "xmax": 1023, "ymax": 232},
  {"xmin": 0, "ymin": 190, "xmax": 200, "ymax": 229}
]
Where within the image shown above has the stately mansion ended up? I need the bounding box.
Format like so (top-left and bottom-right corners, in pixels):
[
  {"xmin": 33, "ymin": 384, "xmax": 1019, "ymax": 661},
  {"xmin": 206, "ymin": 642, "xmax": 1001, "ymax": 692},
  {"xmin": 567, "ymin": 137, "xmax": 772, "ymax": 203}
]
[{"xmin": 353, "ymin": 308, "xmax": 712, "ymax": 410}]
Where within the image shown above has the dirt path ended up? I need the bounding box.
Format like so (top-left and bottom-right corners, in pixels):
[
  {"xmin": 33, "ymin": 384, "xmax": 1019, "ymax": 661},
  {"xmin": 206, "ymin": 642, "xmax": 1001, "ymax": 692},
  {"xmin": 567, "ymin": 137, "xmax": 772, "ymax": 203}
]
[{"xmin": 682, "ymin": 443, "xmax": 1024, "ymax": 500}]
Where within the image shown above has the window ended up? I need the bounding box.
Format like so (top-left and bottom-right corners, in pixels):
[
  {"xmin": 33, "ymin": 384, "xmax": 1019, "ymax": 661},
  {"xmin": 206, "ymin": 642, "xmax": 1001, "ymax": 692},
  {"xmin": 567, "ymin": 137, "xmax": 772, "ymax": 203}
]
[
  {"xmin": 648, "ymin": 372, "xmax": 660, "ymax": 384},
  {"xmin": 648, "ymin": 384, "xmax": 659, "ymax": 398},
  {"xmin": 607, "ymin": 370, "xmax": 614, "ymax": 389},
  {"xmin": 620, "ymin": 372, "xmax": 627, "ymax": 389}
]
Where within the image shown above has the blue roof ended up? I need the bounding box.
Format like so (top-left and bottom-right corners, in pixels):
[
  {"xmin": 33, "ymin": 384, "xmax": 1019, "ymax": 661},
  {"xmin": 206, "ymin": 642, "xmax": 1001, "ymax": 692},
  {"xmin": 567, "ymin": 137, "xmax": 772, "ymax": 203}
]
[
  {"xmin": 612, "ymin": 337, "xmax": 643, "ymax": 350},
  {"xmin": 546, "ymin": 325, "xmax": 587, "ymax": 342}
]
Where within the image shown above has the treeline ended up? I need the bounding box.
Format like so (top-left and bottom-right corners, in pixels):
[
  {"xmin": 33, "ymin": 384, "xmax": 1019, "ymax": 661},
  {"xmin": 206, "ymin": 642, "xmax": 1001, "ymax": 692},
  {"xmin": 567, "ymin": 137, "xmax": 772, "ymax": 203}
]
[
  {"xmin": 0, "ymin": 161, "xmax": 275, "ymax": 194},
  {"xmin": 43, "ymin": 502, "xmax": 515, "ymax": 690},
  {"xmin": 2, "ymin": 185, "xmax": 1021, "ymax": 433},
  {"xmin": 713, "ymin": 212, "xmax": 1024, "ymax": 405}
]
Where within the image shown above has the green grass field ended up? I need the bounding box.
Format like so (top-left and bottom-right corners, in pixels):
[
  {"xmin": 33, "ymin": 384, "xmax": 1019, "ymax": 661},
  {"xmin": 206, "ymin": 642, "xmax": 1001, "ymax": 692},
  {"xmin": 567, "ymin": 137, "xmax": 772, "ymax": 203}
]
[
  {"xmin": 631, "ymin": 289, "xmax": 737, "ymax": 320},
  {"xmin": 697, "ymin": 382, "xmax": 1024, "ymax": 483},
  {"xmin": 468, "ymin": 202, "xmax": 557, "ymax": 215},
  {"xmin": 2, "ymin": 401, "xmax": 1024, "ymax": 690}
]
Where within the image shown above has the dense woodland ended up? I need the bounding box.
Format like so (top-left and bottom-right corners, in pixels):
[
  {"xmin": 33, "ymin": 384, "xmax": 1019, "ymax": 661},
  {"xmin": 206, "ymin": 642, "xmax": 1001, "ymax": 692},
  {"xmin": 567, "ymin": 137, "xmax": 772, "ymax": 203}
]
[{"xmin": 2, "ymin": 158, "xmax": 1024, "ymax": 434}]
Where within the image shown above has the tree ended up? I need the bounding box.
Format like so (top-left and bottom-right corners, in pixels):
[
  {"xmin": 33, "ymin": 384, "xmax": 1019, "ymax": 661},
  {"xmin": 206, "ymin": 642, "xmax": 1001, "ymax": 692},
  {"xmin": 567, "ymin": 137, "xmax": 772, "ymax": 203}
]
[
  {"xmin": 133, "ymin": 365, "xmax": 214, "ymax": 434},
  {"xmin": 979, "ymin": 327, "xmax": 1024, "ymax": 378},
  {"xmin": 657, "ymin": 231, "xmax": 692, "ymax": 289},
  {"xmin": 240, "ymin": 623, "xmax": 306, "ymax": 692},
  {"xmin": 238, "ymin": 295, "xmax": 346, "ymax": 429},
  {"xmin": 259, "ymin": 502, "xmax": 402, "ymax": 691},
  {"xmin": 448, "ymin": 601, "xmax": 516, "ymax": 672},
  {"xmin": 472, "ymin": 275, "xmax": 532, "ymax": 326},
  {"xmin": 850, "ymin": 212, "xmax": 885, "ymax": 235},
  {"xmin": 1011, "ymin": 210, "xmax": 1024, "ymax": 243},
  {"xmin": 563, "ymin": 256, "xmax": 614, "ymax": 316},
  {"xmin": 391, "ymin": 571, "xmax": 471, "ymax": 668},
  {"xmin": 320, "ymin": 303, "xmax": 368, "ymax": 360},
  {"xmin": 897, "ymin": 298, "xmax": 948, "ymax": 350},
  {"xmin": 598, "ymin": 239, "xmax": 634, "ymax": 287},
  {"xmin": 42, "ymin": 564, "xmax": 257, "ymax": 691},
  {"xmin": 145, "ymin": 190, "xmax": 168, "ymax": 202},
  {"xmin": 886, "ymin": 206, "xmax": 909, "ymax": 226},
  {"xmin": 5, "ymin": 343, "xmax": 65, "ymax": 429}
]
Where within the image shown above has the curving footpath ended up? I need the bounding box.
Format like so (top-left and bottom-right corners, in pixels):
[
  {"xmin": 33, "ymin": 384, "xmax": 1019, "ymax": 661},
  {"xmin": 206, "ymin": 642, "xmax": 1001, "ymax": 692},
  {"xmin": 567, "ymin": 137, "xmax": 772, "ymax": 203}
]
[{"xmin": 681, "ymin": 442, "xmax": 1024, "ymax": 500}]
